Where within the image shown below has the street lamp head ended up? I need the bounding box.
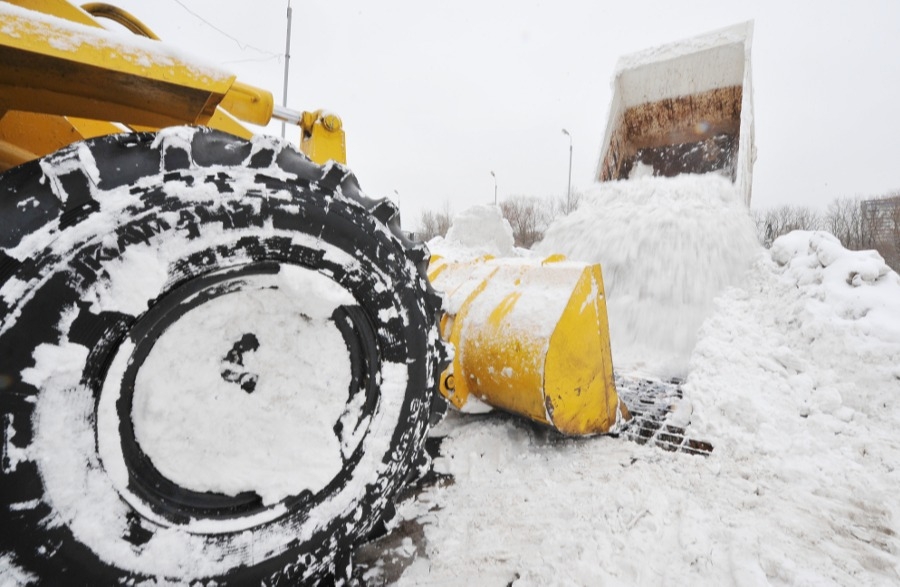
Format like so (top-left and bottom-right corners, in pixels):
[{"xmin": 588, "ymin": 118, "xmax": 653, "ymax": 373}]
[
  {"xmin": 561, "ymin": 128, "xmax": 570, "ymax": 137},
  {"xmin": 490, "ymin": 170, "xmax": 497, "ymax": 205}
]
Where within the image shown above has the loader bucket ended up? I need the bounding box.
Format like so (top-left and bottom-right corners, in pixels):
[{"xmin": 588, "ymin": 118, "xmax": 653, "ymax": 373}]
[
  {"xmin": 429, "ymin": 256, "xmax": 630, "ymax": 436},
  {"xmin": 596, "ymin": 21, "xmax": 755, "ymax": 206}
]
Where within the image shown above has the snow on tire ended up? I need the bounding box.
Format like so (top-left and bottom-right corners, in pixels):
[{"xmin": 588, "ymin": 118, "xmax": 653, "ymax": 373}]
[{"xmin": 0, "ymin": 127, "xmax": 447, "ymax": 584}]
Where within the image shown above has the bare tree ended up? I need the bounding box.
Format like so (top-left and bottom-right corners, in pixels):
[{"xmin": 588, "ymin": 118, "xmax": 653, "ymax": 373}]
[
  {"xmin": 417, "ymin": 201, "xmax": 452, "ymax": 241},
  {"xmin": 823, "ymin": 197, "xmax": 865, "ymax": 250},
  {"xmin": 793, "ymin": 206, "xmax": 823, "ymax": 233},
  {"xmin": 752, "ymin": 205, "xmax": 822, "ymax": 247},
  {"xmin": 550, "ymin": 190, "xmax": 584, "ymax": 218},
  {"xmin": 500, "ymin": 195, "xmax": 549, "ymax": 248},
  {"xmin": 752, "ymin": 193, "xmax": 900, "ymax": 271},
  {"xmin": 886, "ymin": 195, "xmax": 900, "ymax": 270},
  {"xmin": 751, "ymin": 209, "xmax": 769, "ymax": 245}
]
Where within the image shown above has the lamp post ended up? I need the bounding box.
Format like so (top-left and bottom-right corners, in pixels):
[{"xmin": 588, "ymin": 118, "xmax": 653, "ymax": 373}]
[
  {"xmin": 562, "ymin": 128, "xmax": 572, "ymax": 212},
  {"xmin": 281, "ymin": 0, "xmax": 293, "ymax": 139},
  {"xmin": 490, "ymin": 170, "xmax": 497, "ymax": 205}
]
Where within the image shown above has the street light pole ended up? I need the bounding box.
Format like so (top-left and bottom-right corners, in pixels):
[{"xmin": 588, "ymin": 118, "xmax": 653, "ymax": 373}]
[
  {"xmin": 490, "ymin": 170, "xmax": 497, "ymax": 205},
  {"xmin": 281, "ymin": 0, "xmax": 293, "ymax": 139},
  {"xmin": 562, "ymin": 128, "xmax": 573, "ymax": 212}
]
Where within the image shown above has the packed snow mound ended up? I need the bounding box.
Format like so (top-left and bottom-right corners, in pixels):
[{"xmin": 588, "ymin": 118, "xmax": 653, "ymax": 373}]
[
  {"xmin": 689, "ymin": 229, "xmax": 900, "ymax": 438},
  {"xmin": 690, "ymin": 228, "xmax": 900, "ymax": 442},
  {"xmin": 431, "ymin": 205, "xmax": 516, "ymax": 259},
  {"xmin": 535, "ymin": 174, "xmax": 760, "ymax": 376},
  {"xmin": 772, "ymin": 231, "xmax": 900, "ymax": 343}
]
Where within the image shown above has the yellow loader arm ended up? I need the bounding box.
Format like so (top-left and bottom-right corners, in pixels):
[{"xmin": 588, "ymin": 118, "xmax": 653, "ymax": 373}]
[{"xmin": 0, "ymin": 0, "xmax": 345, "ymax": 170}]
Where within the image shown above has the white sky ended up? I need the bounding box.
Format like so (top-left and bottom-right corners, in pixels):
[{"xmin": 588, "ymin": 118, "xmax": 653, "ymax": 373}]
[{"xmin": 110, "ymin": 0, "xmax": 900, "ymax": 230}]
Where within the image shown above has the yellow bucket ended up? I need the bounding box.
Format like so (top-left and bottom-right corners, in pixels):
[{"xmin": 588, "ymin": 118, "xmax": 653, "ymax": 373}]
[{"xmin": 429, "ymin": 255, "xmax": 630, "ymax": 435}]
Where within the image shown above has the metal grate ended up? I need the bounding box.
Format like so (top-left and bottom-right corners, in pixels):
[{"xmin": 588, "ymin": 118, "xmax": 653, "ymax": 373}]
[{"xmin": 615, "ymin": 374, "xmax": 713, "ymax": 456}]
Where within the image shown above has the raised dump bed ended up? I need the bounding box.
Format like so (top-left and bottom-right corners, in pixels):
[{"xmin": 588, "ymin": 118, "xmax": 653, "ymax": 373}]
[{"xmin": 596, "ymin": 22, "xmax": 755, "ymax": 206}]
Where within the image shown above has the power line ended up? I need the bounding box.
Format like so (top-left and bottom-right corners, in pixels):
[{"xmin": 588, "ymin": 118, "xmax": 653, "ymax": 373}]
[
  {"xmin": 221, "ymin": 56, "xmax": 282, "ymax": 65},
  {"xmin": 170, "ymin": 0, "xmax": 280, "ymax": 57}
]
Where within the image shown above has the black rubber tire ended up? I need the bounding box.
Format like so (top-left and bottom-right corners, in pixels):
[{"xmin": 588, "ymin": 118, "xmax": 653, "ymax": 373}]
[{"xmin": 0, "ymin": 127, "xmax": 447, "ymax": 585}]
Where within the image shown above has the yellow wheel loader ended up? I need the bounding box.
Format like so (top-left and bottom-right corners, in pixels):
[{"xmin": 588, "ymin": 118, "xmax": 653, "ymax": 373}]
[{"xmin": 0, "ymin": 2, "xmax": 749, "ymax": 583}]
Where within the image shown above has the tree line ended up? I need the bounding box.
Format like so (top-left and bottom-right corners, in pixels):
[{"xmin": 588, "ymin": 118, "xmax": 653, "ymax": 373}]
[
  {"xmin": 753, "ymin": 193, "xmax": 900, "ymax": 270},
  {"xmin": 417, "ymin": 192, "xmax": 582, "ymax": 248},
  {"xmin": 416, "ymin": 190, "xmax": 900, "ymax": 271}
]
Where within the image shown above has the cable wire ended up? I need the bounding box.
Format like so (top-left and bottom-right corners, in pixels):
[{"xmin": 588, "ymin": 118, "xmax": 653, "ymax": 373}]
[{"xmin": 170, "ymin": 0, "xmax": 281, "ymax": 57}]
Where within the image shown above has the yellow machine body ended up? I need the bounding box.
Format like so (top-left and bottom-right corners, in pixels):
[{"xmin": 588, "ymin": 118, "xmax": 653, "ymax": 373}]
[
  {"xmin": 429, "ymin": 256, "xmax": 629, "ymax": 436},
  {"xmin": 0, "ymin": 0, "xmax": 346, "ymax": 170}
]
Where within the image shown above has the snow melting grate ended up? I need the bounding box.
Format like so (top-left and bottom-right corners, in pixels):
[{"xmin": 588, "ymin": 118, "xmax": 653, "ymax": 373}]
[{"xmin": 615, "ymin": 374, "xmax": 714, "ymax": 456}]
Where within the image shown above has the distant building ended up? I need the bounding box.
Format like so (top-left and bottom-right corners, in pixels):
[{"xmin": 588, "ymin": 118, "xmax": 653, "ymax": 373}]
[{"xmin": 861, "ymin": 195, "xmax": 900, "ymax": 271}]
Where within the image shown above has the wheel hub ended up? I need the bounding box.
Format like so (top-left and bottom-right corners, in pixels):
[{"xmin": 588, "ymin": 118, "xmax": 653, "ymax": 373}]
[{"xmin": 96, "ymin": 263, "xmax": 370, "ymax": 528}]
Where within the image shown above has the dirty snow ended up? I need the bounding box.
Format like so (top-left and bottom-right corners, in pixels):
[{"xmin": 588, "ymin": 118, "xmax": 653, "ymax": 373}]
[{"xmin": 385, "ymin": 196, "xmax": 900, "ymax": 586}]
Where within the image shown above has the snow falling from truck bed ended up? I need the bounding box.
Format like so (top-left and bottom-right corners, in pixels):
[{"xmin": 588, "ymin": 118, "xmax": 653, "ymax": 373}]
[
  {"xmin": 383, "ymin": 178, "xmax": 900, "ymax": 586},
  {"xmin": 537, "ymin": 173, "xmax": 760, "ymax": 377}
]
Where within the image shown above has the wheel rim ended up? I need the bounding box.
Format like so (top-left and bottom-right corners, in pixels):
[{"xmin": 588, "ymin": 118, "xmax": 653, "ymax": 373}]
[{"xmin": 96, "ymin": 261, "xmax": 380, "ymax": 530}]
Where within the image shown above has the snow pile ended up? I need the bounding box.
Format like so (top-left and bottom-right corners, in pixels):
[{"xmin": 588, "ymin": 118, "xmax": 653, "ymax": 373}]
[
  {"xmin": 390, "ymin": 230, "xmax": 900, "ymax": 586},
  {"xmin": 536, "ymin": 174, "xmax": 760, "ymax": 376},
  {"xmin": 772, "ymin": 231, "xmax": 900, "ymax": 346},
  {"xmin": 430, "ymin": 204, "xmax": 516, "ymax": 259},
  {"xmin": 690, "ymin": 230, "xmax": 900, "ymax": 444}
]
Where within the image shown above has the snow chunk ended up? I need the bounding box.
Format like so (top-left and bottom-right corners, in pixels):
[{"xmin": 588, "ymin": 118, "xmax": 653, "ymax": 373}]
[
  {"xmin": 20, "ymin": 341, "xmax": 89, "ymax": 389},
  {"xmin": 439, "ymin": 205, "xmax": 516, "ymax": 258},
  {"xmin": 2, "ymin": 415, "xmax": 30, "ymax": 473},
  {"xmin": 86, "ymin": 245, "xmax": 170, "ymax": 315},
  {"xmin": 38, "ymin": 141, "xmax": 100, "ymax": 204},
  {"xmin": 0, "ymin": 553, "xmax": 37, "ymax": 585},
  {"xmin": 772, "ymin": 230, "xmax": 900, "ymax": 345}
]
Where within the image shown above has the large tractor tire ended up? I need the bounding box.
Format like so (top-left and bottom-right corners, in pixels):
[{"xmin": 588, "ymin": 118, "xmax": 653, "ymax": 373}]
[{"xmin": 0, "ymin": 127, "xmax": 447, "ymax": 584}]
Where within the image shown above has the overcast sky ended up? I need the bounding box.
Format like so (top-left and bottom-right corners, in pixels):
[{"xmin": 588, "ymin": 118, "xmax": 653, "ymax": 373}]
[{"xmin": 111, "ymin": 0, "xmax": 900, "ymax": 230}]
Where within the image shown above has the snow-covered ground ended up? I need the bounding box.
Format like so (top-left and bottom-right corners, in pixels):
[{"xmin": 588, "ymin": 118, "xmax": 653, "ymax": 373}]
[
  {"xmin": 385, "ymin": 177, "xmax": 900, "ymax": 586},
  {"xmin": 4, "ymin": 169, "xmax": 899, "ymax": 585}
]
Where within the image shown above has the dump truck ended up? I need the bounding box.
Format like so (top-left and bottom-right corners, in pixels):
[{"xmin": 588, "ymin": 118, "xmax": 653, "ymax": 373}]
[
  {"xmin": 597, "ymin": 21, "xmax": 755, "ymax": 205},
  {"xmin": 0, "ymin": 3, "xmax": 752, "ymax": 583}
]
